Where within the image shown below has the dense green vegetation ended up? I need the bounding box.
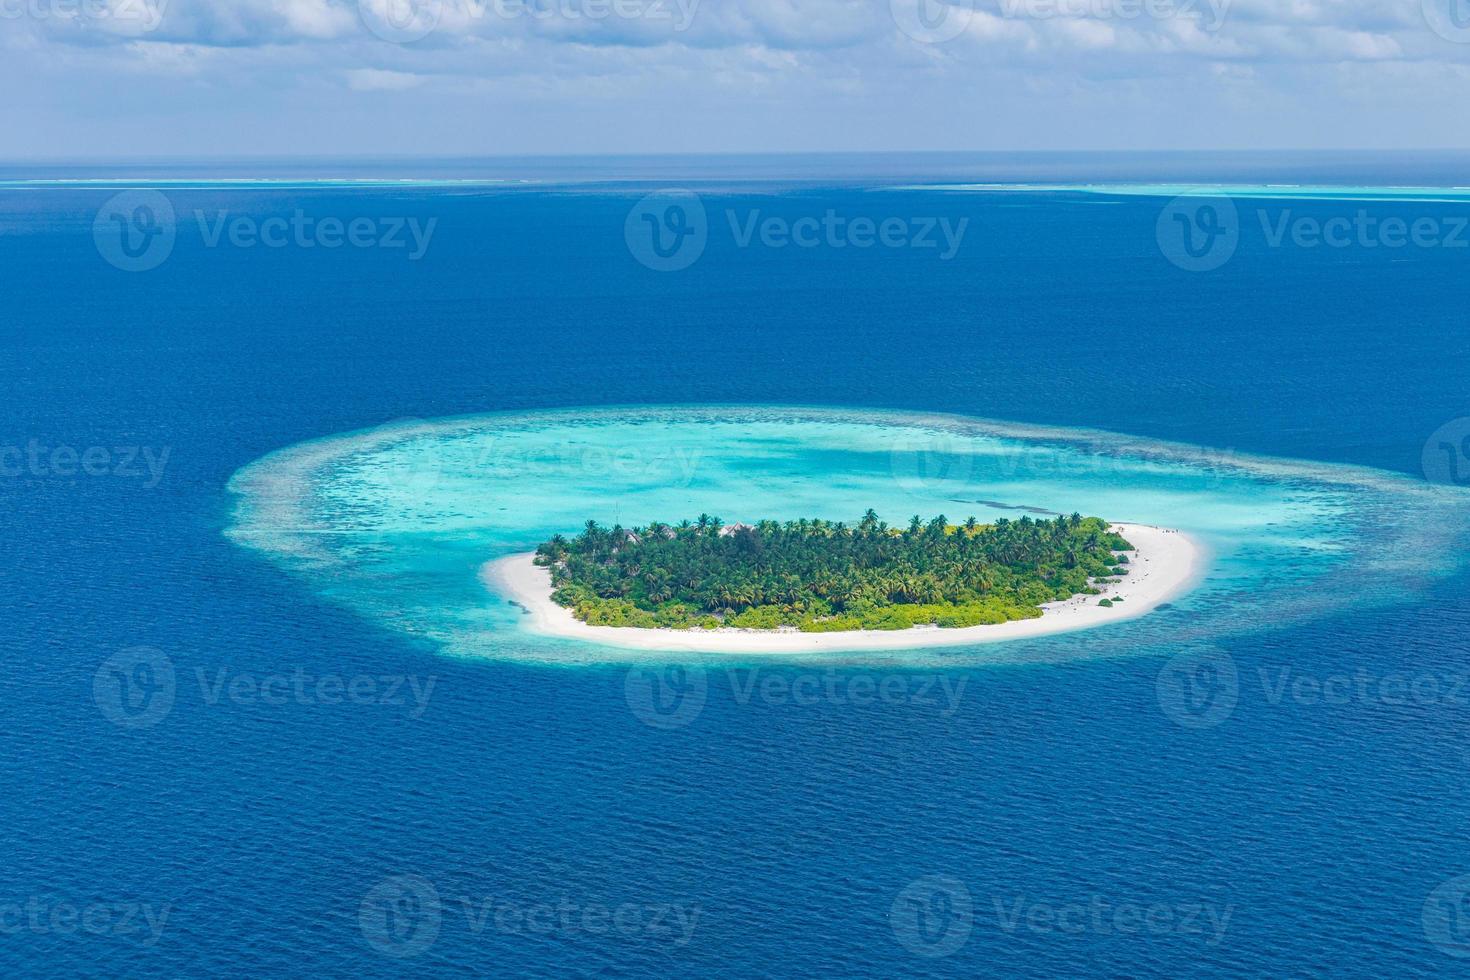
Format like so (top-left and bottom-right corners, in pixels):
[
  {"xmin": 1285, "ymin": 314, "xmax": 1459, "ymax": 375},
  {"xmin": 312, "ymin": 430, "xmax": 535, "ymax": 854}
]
[{"xmin": 534, "ymin": 511, "xmax": 1134, "ymax": 632}]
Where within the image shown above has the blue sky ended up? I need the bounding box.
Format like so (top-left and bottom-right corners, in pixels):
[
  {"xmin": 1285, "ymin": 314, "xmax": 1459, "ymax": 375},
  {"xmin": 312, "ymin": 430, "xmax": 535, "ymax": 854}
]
[{"xmin": 7, "ymin": 0, "xmax": 1470, "ymax": 157}]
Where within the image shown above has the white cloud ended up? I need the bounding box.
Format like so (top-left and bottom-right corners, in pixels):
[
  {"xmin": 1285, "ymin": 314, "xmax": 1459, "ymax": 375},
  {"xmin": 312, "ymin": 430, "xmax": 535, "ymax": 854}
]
[{"xmin": 8, "ymin": 0, "xmax": 1470, "ymax": 156}]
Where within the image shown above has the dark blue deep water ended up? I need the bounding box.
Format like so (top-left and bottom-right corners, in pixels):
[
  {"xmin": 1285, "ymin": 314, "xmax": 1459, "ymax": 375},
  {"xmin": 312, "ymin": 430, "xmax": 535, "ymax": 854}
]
[{"xmin": 5, "ymin": 156, "xmax": 1470, "ymax": 976}]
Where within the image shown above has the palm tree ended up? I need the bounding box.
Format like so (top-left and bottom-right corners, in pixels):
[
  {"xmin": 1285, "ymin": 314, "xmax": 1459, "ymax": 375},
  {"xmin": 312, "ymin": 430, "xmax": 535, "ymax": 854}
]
[{"xmin": 542, "ymin": 511, "xmax": 1120, "ymax": 629}]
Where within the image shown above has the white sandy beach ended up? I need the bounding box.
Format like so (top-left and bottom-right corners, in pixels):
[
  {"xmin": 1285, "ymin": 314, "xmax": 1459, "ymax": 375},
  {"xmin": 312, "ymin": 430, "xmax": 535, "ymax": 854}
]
[{"xmin": 480, "ymin": 523, "xmax": 1204, "ymax": 654}]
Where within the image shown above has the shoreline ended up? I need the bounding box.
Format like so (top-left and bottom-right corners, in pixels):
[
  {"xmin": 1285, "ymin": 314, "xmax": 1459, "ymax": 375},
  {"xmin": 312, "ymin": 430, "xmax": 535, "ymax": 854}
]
[{"xmin": 479, "ymin": 523, "xmax": 1205, "ymax": 654}]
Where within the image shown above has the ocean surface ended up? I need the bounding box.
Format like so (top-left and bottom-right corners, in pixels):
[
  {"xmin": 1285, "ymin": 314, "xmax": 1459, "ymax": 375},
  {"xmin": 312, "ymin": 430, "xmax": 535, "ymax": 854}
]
[{"xmin": 6, "ymin": 153, "xmax": 1470, "ymax": 976}]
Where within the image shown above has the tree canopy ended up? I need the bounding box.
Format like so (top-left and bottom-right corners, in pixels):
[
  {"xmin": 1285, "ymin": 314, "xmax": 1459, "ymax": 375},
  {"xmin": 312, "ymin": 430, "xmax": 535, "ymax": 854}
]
[{"xmin": 533, "ymin": 511, "xmax": 1133, "ymax": 632}]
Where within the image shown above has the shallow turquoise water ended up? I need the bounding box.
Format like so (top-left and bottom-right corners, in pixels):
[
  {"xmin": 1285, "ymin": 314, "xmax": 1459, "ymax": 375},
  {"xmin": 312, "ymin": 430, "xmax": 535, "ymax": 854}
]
[
  {"xmin": 226, "ymin": 405, "xmax": 1470, "ymax": 666},
  {"xmin": 911, "ymin": 184, "xmax": 1470, "ymax": 202}
]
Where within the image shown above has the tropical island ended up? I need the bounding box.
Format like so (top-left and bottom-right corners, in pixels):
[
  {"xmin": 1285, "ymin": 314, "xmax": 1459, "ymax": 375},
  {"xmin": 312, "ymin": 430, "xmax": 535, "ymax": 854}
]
[{"xmin": 530, "ymin": 511, "xmax": 1135, "ymax": 633}]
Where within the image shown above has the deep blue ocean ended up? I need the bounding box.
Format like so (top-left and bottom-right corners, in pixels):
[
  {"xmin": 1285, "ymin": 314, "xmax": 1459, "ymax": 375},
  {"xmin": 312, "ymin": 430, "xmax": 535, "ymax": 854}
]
[{"xmin": 5, "ymin": 153, "xmax": 1470, "ymax": 977}]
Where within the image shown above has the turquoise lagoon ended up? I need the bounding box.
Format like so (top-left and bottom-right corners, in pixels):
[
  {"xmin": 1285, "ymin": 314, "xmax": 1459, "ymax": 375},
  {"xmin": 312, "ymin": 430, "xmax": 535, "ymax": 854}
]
[
  {"xmin": 904, "ymin": 184, "xmax": 1470, "ymax": 203},
  {"xmin": 225, "ymin": 406, "xmax": 1470, "ymax": 666}
]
